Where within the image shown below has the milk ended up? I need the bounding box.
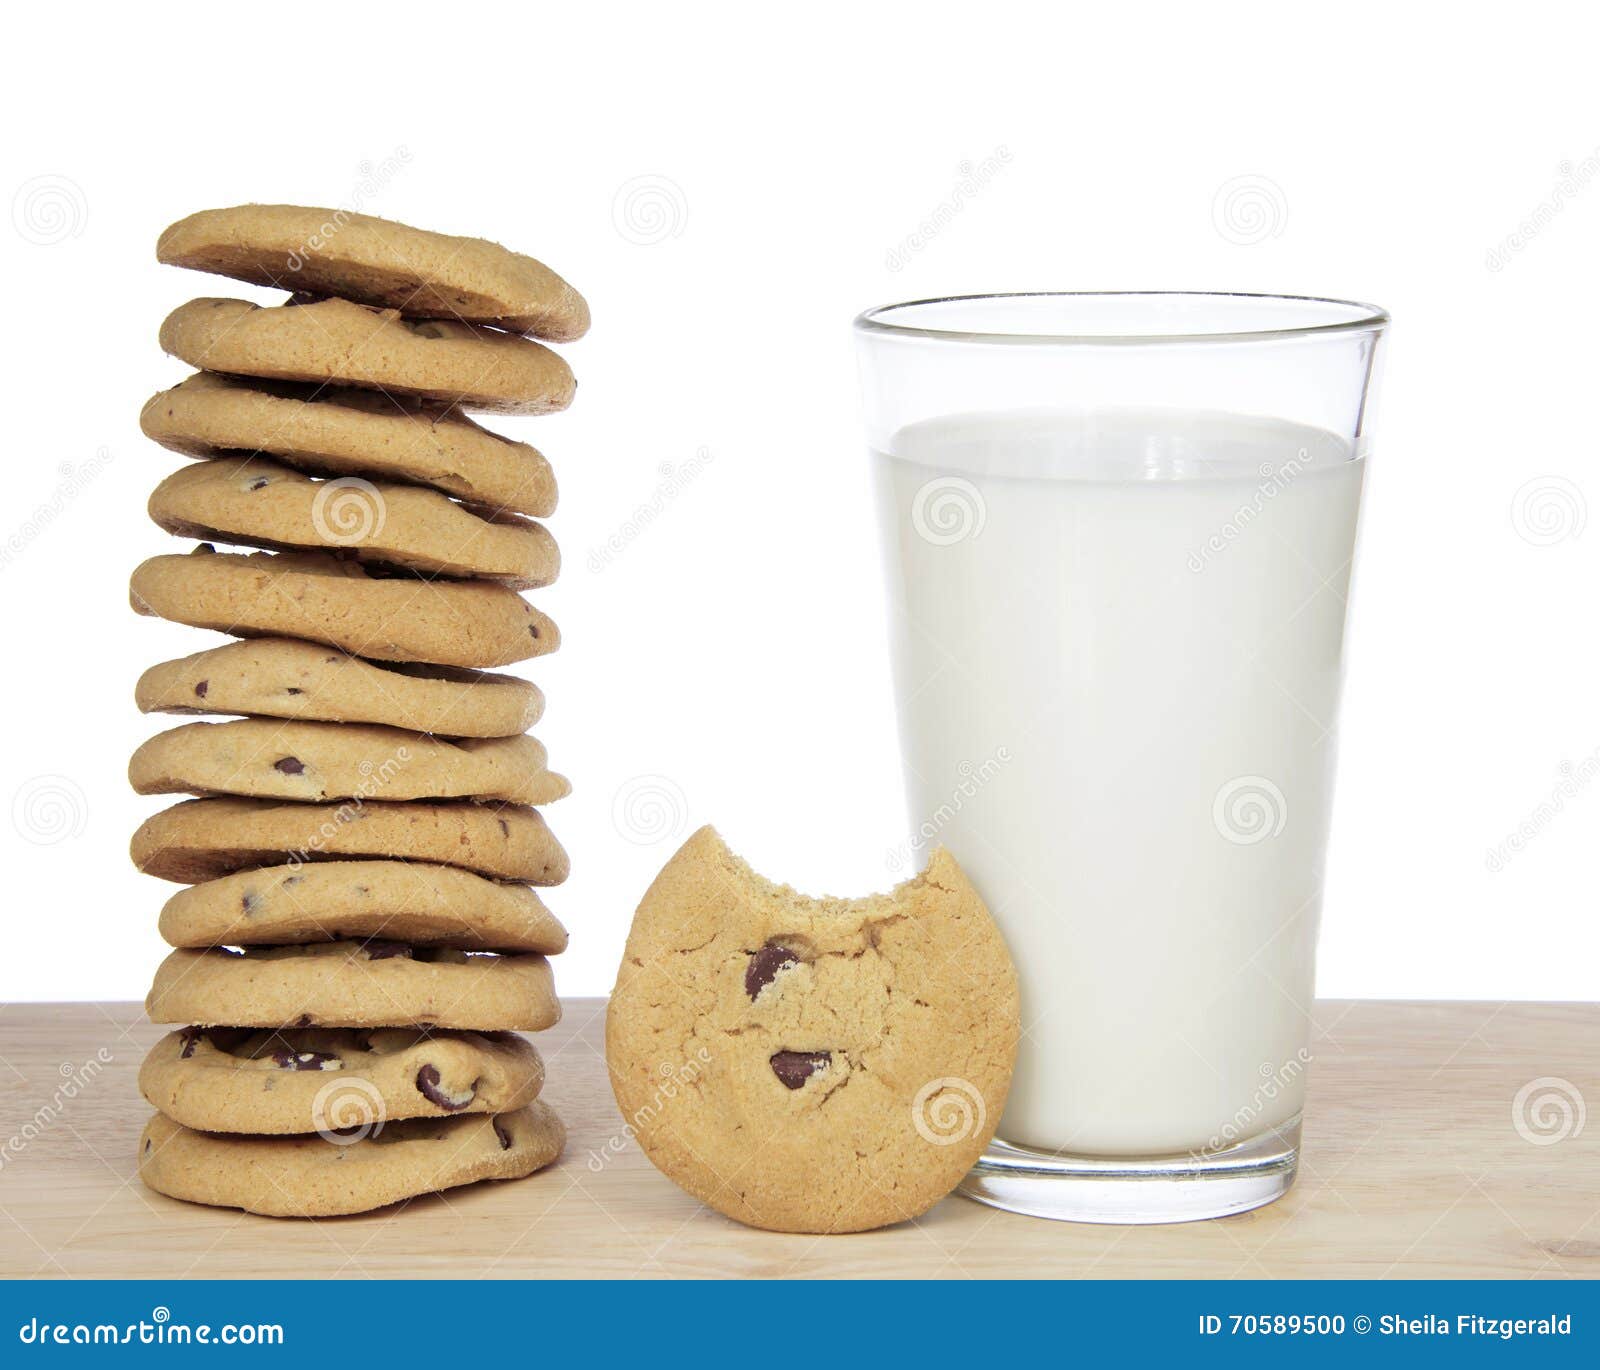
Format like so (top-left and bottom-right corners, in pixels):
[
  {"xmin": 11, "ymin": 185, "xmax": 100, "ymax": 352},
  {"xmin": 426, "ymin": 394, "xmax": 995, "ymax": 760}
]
[{"xmin": 873, "ymin": 409, "xmax": 1364, "ymax": 1156}]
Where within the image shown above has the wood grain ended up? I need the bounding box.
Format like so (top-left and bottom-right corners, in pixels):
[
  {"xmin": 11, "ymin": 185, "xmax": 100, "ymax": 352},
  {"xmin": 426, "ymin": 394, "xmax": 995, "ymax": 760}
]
[{"xmin": 0, "ymin": 999, "xmax": 1595, "ymax": 1279}]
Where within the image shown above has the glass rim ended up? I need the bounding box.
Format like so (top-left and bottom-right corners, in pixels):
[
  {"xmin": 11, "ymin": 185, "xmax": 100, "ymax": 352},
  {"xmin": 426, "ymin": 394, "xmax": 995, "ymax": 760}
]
[{"xmin": 852, "ymin": 290, "xmax": 1390, "ymax": 347}]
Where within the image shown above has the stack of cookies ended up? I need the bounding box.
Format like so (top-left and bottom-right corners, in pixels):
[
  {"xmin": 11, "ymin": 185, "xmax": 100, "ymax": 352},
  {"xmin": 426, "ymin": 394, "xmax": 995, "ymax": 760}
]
[{"xmin": 127, "ymin": 205, "xmax": 587, "ymax": 1218}]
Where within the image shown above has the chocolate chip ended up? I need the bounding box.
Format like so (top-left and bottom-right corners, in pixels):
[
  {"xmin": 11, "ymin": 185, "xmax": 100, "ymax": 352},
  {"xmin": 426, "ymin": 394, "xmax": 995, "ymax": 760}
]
[
  {"xmin": 285, "ymin": 687, "xmax": 303, "ymax": 695},
  {"xmin": 193, "ymin": 680, "xmax": 208, "ymax": 698},
  {"xmin": 770, "ymin": 1051, "xmax": 831, "ymax": 1089},
  {"xmin": 497, "ymin": 818, "xmax": 510, "ymax": 837},
  {"xmin": 528, "ymin": 625, "xmax": 540, "ymax": 639},
  {"xmin": 241, "ymin": 891, "xmax": 262, "ymax": 915},
  {"xmin": 362, "ymin": 939, "xmax": 412, "ymax": 961},
  {"xmin": 493, "ymin": 1118, "xmax": 514, "ymax": 1150},
  {"xmin": 416, "ymin": 1064, "xmax": 475, "ymax": 1111},
  {"xmin": 178, "ymin": 1027, "xmax": 203, "ymax": 1059},
  {"xmin": 247, "ymin": 477, "xmax": 270, "ymax": 491},
  {"xmin": 745, "ymin": 941, "xmax": 799, "ymax": 999},
  {"xmin": 270, "ymin": 1048, "xmax": 338, "ymax": 1071},
  {"xmin": 274, "ymin": 757, "xmax": 305, "ymax": 775},
  {"xmin": 294, "ymin": 1014, "xmax": 313, "ymax": 1027}
]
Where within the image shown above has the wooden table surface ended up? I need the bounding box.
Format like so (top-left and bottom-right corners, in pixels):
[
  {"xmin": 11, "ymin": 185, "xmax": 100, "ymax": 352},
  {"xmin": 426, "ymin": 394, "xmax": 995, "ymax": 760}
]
[{"xmin": 1, "ymin": 999, "xmax": 1595, "ymax": 1279}]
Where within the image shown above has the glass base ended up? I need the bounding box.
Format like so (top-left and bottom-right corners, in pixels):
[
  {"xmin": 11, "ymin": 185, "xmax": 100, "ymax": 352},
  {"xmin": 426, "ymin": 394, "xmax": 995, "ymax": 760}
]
[{"xmin": 959, "ymin": 1115, "xmax": 1301, "ymax": 1224}]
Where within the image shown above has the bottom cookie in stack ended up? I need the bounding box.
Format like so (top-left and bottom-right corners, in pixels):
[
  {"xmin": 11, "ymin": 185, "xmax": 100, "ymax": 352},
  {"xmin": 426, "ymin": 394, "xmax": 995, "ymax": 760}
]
[
  {"xmin": 140, "ymin": 1104, "xmax": 566, "ymax": 1219},
  {"xmin": 136, "ymin": 863, "xmax": 568, "ymax": 1217}
]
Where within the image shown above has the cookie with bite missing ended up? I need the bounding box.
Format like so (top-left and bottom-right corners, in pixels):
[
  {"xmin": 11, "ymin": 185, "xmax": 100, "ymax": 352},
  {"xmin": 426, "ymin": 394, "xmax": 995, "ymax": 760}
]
[
  {"xmin": 140, "ymin": 1026, "xmax": 544, "ymax": 1134},
  {"xmin": 146, "ymin": 942, "xmax": 560, "ymax": 1031},
  {"xmin": 139, "ymin": 1103, "xmax": 564, "ymax": 1217},
  {"xmin": 157, "ymin": 860, "xmax": 567, "ymax": 953},
  {"xmin": 131, "ymin": 797, "xmax": 568, "ymax": 884},
  {"xmin": 140, "ymin": 374, "xmax": 558, "ymax": 518},
  {"xmin": 606, "ymin": 826, "xmax": 1019, "ymax": 1234},
  {"xmin": 129, "ymin": 719, "xmax": 568, "ymax": 806},
  {"xmin": 157, "ymin": 204, "xmax": 589, "ymax": 341},
  {"xmin": 148, "ymin": 458, "xmax": 558, "ymax": 588},
  {"xmin": 130, "ymin": 548, "xmax": 556, "ymax": 669},
  {"xmin": 136, "ymin": 637, "xmax": 542, "ymax": 737},
  {"xmin": 160, "ymin": 297, "xmax": 574, "ymax": 415}
]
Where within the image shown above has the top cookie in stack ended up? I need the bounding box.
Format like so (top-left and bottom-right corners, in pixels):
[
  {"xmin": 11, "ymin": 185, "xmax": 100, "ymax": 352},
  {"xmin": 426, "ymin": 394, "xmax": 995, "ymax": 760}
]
[{"xmin": 129, "ymin": 205, "xmax": 586, "ymax": 1219}]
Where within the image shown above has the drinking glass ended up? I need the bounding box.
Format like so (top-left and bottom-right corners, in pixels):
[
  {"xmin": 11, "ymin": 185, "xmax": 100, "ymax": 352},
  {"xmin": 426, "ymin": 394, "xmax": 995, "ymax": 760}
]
[{"xmin": 855, "ymin": 293, "xmax": 1388, "ymax": 1223}]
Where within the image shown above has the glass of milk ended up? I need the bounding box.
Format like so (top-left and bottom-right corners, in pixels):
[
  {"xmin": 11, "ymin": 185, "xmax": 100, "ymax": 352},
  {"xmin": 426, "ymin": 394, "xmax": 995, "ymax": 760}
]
[{"xmin": 855, "ymin": 293, "xmax": 1388, "ymax": 1223}]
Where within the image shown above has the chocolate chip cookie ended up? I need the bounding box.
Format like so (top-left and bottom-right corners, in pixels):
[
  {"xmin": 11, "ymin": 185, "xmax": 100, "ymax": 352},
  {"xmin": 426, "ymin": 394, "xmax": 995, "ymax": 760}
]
[
  {"xmin": 157, "ymin": 204, "xmax": 589, "ymax": 341},
  {"xmin": 139, "ymin": 1102, "xmax": 565, "ymax": 1217},
  {"xmin": 606, "ymin": 827, "xmax": 1019, "ymax": 1233},
  {"xmin": 130, "ymin": 548, "xmax": 557, "ymax": 669},
  {"xmin": 157, "ymin": 860, "xmax": 567, "ymax": 953},
  {"xmin": 160, "ymin": 297, "xmax": 575, "ymax": 415},
  {"xmin": 140, "ymin": 1026, "xmax": 544, "ymax": 1134},
  {"xmin": 148, "ymin": 458, "xmax": 559, "ymax": 587},
  {"xmin": 141, "ymin": 374, "xmax": 558, "ymax": 518},
  {"xmin": 133, "ymin": 202, "xmax": 581, "ymax": 1218},
  {"xmin": 130, "ymin": 719, "xmax": 569, "ymax": 806},
  {"xmin": 131, "ymin": 797, "xmax": 569, "ymax": 884},
  {"xmin": 147, "ymin": 942, "xmax": 560, "ymax": 1031},
  {"xmin": 136, "ymin": 637, "xmax": 543, "ymax": 737}
]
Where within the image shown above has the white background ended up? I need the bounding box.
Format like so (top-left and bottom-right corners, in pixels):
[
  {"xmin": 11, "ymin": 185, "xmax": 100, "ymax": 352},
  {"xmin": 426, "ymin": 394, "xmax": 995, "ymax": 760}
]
[{"xmin": 2, "ymin": 0, "xmax": 1595, "ymax": 1004}]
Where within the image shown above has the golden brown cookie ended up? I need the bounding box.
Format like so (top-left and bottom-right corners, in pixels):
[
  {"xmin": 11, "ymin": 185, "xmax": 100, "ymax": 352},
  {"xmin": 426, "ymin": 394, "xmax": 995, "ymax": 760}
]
[
  {"xmin": 136, "ymin": 638, "xmax": 542, "ymax": 737},
  {"xmin": 140, "ymin": 374, "xmax": 558, "ymax": 518},
  {"xmin": 138, "ymin": 1102, "xmax": 565, "ymax": 1217},
  {"xmin": 606, "ymin": 827, "xmax": 1019, "ymax": 1233},
  {"xmin": 157, "ymin": 204, "xmax": 589, "ymax": 341},
  {"xmin": 160, "ymin": 297, "xmax": 575, "ymax": 415},
  {"xmin": 130, "ymin": 548, "xmax": 556, "ymax": 669},
  {"xmin": 147, "ymin": 458, "xmax": 559, "ymax": 588},
  {"xmin": 157, "ymin": 860, "xmax": 567, "ymax": 953},
  {"xmin": 140, "ymin": 1026, "xmax": 544, "ymax": 1133},
  {"xmin": 146, "ymin": 942, "xmax": 560, "ymax": 1031},
  {"xmin": 130, "ymin": 719, "xmax": 569, "ymax": 806},
  {"xmin": 131, "ymin": 797, "xmax": 569, "ymax": 884}
]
